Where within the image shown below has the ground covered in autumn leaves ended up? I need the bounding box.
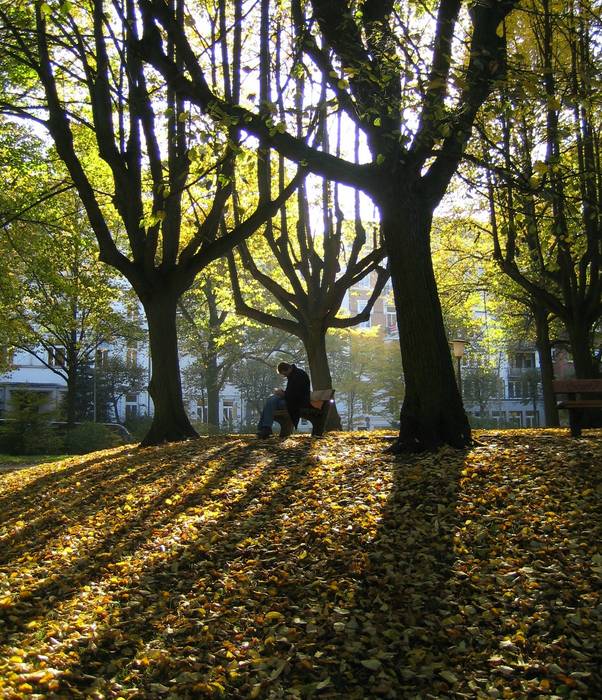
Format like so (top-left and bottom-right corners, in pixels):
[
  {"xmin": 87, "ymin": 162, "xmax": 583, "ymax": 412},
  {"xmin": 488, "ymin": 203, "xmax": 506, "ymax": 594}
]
[{"xmin": 1, "ymin": 430, "xmax": 601, "ymax": 699}]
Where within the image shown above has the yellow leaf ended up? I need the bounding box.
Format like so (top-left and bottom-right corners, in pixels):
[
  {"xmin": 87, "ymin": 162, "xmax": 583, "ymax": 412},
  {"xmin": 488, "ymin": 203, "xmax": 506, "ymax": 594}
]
[{"xmin": 265, "ymin": 611, "xmax": 284, "ymax": 622}]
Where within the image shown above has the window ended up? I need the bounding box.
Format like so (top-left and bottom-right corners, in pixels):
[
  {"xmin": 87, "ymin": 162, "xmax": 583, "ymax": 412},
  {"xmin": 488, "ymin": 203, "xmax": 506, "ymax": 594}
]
[
  {"xmin": 357, "ymin": 300, "xmax": 371, "ymax": 329},
  {"xmin": 508, "ymin": 380, "xmax": 525, "ymax": 399},
  {"xmin": 508, "ymin": 378, "xmax": 539, "ymax": 399},
  {"xmin": 525, "ymin": 411, "xmax": 539, "ymax": 428},
  {"xmin": 491, "ymin": 410, "xmax": 506, "ymax": 424},
  {"xmin": 195, "ymin": 400, "xmax": 208, "ymax": 423},
  {"xmin": 48, "ymin": 346, "xmax": 66, "ymax": 368},
  {"xmin": 385, "ymin": 305, "xmax": 397, "ymax": 334},
  {"xmin": 96, "ymin": 348, "xmax": 109, "ymax": 368},
  {"xmin": 510, "ymin": 352, "xmax": 535, "ymax": 369},
  {"xmin": 222, "ymin": 399, "xmax": 234, "ymax": 424},
  {"xmin": 126, "ymin": 341, "xmax": 138, "ymax": 368},
  {"xmin": 125, "ymin": 393, "xmax": 139, "ymax": 418}
]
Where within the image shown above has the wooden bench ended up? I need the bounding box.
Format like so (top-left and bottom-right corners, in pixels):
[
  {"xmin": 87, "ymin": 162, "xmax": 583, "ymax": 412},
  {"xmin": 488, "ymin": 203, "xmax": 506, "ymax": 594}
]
[
  {"xmin": 274, "ymin": 389, "xmax": 335, "ymax": 438},
  {"xmin": 552, "ymin": 379, "xmax": 602, "ymax": 437}
]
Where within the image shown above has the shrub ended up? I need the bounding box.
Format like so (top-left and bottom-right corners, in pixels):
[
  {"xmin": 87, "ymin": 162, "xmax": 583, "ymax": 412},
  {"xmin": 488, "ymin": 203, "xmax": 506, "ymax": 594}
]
[
  {"xmin": 0, "ymin": 391, "xmax": 63, "ymax": 455},
  {"xmin": 63, "ymin": 422, "xmax": 121, "ymax": 454},
  {"xmin": 0, "ymin": 421, "xmax": 64, "ymax": 455},
  {"xmin": 124, "ymin": 415, "xmax": 153, "ymax": 442}
]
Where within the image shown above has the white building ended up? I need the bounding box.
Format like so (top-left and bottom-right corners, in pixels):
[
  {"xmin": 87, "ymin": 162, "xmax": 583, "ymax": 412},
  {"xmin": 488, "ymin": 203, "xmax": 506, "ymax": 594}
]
[
  {"xmin": 0, "ymin": 341, "xmax": 248, "ymax": 431},
  {"xmin": 0, "ymin": 348, "xmax": 66, "ymax": 417},
  {"xmin": 340, "ymin": 274, "xmax": 548, "ymax": 430}
]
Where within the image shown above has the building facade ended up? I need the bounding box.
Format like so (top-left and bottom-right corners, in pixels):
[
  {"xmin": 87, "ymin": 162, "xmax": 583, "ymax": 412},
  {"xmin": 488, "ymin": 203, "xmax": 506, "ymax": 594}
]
[{"xmin": 0, "ymin": 342, "xmax": 249, "ymax": 431}]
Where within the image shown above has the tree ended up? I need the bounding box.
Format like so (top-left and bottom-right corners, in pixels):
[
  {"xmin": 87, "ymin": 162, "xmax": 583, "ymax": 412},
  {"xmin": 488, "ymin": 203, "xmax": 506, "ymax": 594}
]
[
  {"xmin": 329, "ymin": 327, "xmax": 403, "ymax": 430},
  {"xmin": 0, "ymin": 0, "xmax": 299, "ymax": 445},
  {"xmin": 178, "ymin": 272, "xmax": 246, "ymax": 432},
  {"xmin": 475, "ymin": 0, "xmax": 602, "ymax": 381},
  {"xmin": 431, "ymin": 210, "xmax": 560, "ymax": 426},
  {"xmin": 141, "ymin": 0, "xmax": 519, "ymax": 450},
  {"xmin": 0, "ymin": 183, "xmax": 131, "ymax": 426},
  {"xmin": 95, "ymin": 352, "xmax": 148, "ymax": 424}
]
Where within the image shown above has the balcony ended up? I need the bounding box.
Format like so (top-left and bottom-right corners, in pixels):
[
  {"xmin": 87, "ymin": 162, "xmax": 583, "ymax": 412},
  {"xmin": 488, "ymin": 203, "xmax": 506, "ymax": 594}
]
[{"xmin": 507, "ymin": 367, "xmax": 537, "ymax": 380}]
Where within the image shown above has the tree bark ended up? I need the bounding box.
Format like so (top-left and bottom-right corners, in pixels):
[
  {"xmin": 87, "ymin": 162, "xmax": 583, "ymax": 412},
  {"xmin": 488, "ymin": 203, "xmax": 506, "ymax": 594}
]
[
  {"xmin": 65, "ymin": 360, "xmax": 78, "ymax": 427},
  {"xmin": 140, "ymin": 292, "xmax": 198, "ymax": 446},
  {"xmin": 566, "ymin": 320, "xmax": 602, "ymax": 427},
  {"xmin": 381, "ymin": 192, "xmax": 472, "ymax": 451},
  {"xmin": 567, "ymin": 320, "xmax": 596, "ymax": 379},
  {"xmin": 303, "ymin": 327, "xmax": 342, "ymax": 431},
  {"xmin": 533, "ymin": 304, "xmax": 559, "ymax": 427}
]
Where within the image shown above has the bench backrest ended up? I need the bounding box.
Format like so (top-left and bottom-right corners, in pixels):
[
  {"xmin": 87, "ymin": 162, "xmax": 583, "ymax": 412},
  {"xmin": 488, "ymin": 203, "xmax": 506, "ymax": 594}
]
[
  {"xmin": 553, "ymin": 379, "xmax": 602, "ymax": 394},
  {"xmin": 311, "ymin": 389, "xmax": 335, "ymax": 402},
  {"xmin": 309, "ymin": 389, "xmax": 335, "ymax": 410}
]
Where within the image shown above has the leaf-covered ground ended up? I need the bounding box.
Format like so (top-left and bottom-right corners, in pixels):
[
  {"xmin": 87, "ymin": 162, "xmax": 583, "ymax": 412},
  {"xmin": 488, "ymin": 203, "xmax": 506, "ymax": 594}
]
[{"xmin": 1, "ymin": 430, "xmax": 601, "ymax": 699}]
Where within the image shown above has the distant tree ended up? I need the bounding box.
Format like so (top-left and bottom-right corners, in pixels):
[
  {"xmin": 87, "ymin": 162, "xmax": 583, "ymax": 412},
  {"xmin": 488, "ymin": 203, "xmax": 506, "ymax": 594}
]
[
  {"xmin": 462, "ymin": 362, "xmax": 504, "ymax": 416},
  {"xmin": 178, "ymin": 273, "xmax": 246, "ymax": 432},
  {"xmin": 432, "ymin": 210, "xmax": 561, "ymax": 426},
  {"xmin": 0, "ymin": 184, "xmax": 131, "ymax": 426},
  {"xmin": 329, "ymin": 328, "xmax": 403, "ymax": 430},
  {"xmin": 95, "ymin": 354, "xmax": 148, "ymax": 425}
]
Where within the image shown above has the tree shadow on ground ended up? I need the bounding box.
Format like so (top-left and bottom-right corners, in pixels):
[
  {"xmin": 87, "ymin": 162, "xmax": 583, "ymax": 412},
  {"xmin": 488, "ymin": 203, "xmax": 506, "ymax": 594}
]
[
  {"xmin": 46, "ymin": 436, "xmax": 316, "ymax": 696},
  {"xmin": 1, "ymin": 438, "xmax": 297, "ymax": 626}
]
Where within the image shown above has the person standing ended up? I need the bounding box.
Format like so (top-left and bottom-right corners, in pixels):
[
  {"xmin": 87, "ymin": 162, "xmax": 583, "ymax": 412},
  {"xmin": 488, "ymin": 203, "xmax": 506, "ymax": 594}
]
[{"xmin": 256, "ymin": 362, "xmax": 310, "ymax": 438}]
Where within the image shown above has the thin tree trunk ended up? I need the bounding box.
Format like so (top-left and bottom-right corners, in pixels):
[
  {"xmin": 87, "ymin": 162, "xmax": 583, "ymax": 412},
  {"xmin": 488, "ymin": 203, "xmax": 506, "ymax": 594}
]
[
  {"xmin": 206, "ymin": 355, "xmax": 221, "ymax": 433},
  {"xmin": 382, "ymin": 194, "xmax": 471, "ymax": 451},
  {"xmin": 141, "ymin": 293, "xmax": 198, "ymax": 446},
  {"xmin": 533, "ymin": 304, "xmax": 559, "ymax": 426},
  {"xmin": 65, "ymin": 360, "xmax": 78, "ymax": 427},
  {"xmin": 304, "ymin": 328, "xmax": 342, "ymax": 431}
]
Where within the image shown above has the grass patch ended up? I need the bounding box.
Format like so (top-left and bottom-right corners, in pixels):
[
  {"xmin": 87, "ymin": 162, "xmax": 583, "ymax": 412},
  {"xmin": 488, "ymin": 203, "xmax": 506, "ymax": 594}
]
[
  {"xmin": 0, "ymin": 430, "xmax": 601, "ymax": 698},
  {"xmin": 0, "ymin": 454, "xmax": 69, "ymax": 472}
]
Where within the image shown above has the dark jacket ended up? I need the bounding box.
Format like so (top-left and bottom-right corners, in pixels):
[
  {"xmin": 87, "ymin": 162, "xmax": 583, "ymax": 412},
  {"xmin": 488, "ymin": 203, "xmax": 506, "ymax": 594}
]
[{"xmin": 284, "ymin": 365, "xmax": 311, "ymax": 428}]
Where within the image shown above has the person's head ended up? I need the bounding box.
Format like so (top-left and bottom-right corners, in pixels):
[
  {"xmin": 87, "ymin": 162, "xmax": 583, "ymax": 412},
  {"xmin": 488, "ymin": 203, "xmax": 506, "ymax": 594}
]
[{"xmin": 277, "ymin": 361, "xmax": 293, "ymax": 376}]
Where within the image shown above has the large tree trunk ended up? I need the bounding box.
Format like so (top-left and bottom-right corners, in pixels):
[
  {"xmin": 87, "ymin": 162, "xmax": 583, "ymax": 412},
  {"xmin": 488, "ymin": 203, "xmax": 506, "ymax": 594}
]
[
  {"xmin": 567, "ymin": 320, "xmax": 596, "ymax": 378},
  {"xmin": 381, "ymin": 194, "xmax": 472, "ymax": 451},
  {"xmin": 140, "ymin": 292, "xmax": 198, "ymax": 446},
  {"xmin": 566, "ymin": 317, "xmax": 601, "ymax": 428},
  {"xmin": 304, "ymin": 328, "xmax": 342, "ymax": 431},
  {"xmin": 533, "ymin": 304, "xmax": 559, "ymax": 426}
]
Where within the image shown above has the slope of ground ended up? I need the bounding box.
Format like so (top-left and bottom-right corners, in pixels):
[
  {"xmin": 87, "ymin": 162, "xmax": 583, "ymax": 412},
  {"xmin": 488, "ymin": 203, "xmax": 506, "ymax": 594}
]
[{"xmin": 1, "ymin": 429, "xmax": 601, "ymax": 698}]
